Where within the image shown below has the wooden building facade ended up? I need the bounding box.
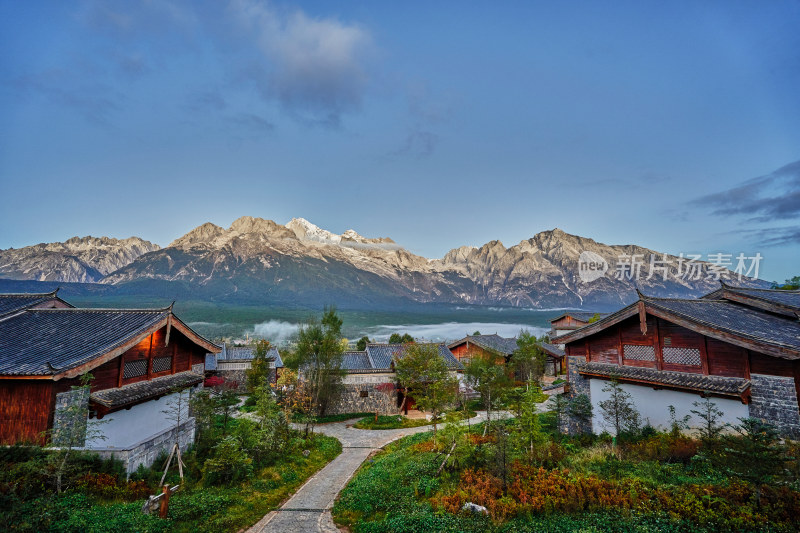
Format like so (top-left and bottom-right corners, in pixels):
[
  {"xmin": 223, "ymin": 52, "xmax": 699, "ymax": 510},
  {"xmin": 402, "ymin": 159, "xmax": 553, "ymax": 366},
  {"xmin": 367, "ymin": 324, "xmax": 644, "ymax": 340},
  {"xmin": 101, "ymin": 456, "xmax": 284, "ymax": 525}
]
[
  {"xmin": 554, "ymin": 286, "xmax": 800, "ymax": 437},
  {"xmin": 0, "ymin": 293, "xmax": 219, "ymax": 472}
]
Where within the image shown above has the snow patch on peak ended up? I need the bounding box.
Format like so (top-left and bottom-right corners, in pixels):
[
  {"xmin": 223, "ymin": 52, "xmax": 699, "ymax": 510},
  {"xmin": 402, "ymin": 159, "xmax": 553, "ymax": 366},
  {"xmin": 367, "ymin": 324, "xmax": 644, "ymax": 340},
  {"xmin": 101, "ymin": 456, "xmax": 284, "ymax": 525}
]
[{"xmin": 286, "ymin": 218, "xmax": 342, "ymax": 244}]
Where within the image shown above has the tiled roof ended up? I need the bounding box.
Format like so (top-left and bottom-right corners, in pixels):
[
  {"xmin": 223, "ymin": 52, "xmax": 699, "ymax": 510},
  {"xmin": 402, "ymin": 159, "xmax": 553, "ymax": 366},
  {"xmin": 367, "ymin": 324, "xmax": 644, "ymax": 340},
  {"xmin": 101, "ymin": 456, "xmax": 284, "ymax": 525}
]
[
  {"xmin": 365, "ymin": 343, "xmax": 463, "ymax": 371},
  {"xmin": 216, "ymin": 345, "xmax": 284, "ymax": 367},
  {"xmin": 303, "ymin": 345, "xmax": 464, "ymax": 374},
  {"xmin": 0, "ymin": 290, "xmax": 66, "ymax": 318},
  {"xmin": 722, "ymin": 285, "xmax": 800, "ymax": 314},
  {"xmin": 90, "ymin": 371, "xmax": 203, "ymax": 409},
  {"xmin": 341, "ymin": 351, "xmax": 372, "ymax": 371},
  {"xmin": 576, "ymin": 361, "xmax": 750, "ymax": 397},
  {"xmin": 0, "ymin": 308, "xmax": 171, "ymax": 376},
  {"xmin": 538, "ymin": 342, "xmax": 565, "ymax": 357},
  {"xmin": 550, "ymin": 311, "xmax": 609, "ymax": 323},
  {"xmin": 452, "ymin": 334, "xmax": 519, "ymax": 356},
  {"xmin": 553, "ymin": 293, "xmax": 800, "ymax": 359},
  {"xmin": 645, "ymin": 297, "xmax": 800, "ymax": 354}
]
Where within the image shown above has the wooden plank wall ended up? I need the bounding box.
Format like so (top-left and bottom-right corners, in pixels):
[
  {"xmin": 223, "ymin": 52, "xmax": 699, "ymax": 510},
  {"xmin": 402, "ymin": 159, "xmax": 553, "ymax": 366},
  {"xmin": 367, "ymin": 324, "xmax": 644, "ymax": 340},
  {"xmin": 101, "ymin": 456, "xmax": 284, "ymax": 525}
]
[
  {"xmin": 0, "ymin": 380, "xmax": 54, "ymax": 445},
  {"xmin": 570, "ymin": 314, "xmax": 771, "ymax": 380},
  {"xmin": 90, "ymin": 326, "xmax": 208, "ymax": 392}
]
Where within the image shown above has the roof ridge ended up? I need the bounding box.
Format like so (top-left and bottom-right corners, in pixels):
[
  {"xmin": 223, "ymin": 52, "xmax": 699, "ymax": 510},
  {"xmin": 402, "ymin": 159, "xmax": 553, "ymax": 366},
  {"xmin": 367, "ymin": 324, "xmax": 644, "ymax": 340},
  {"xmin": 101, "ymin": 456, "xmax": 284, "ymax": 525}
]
[
  {"xmin": 0, "ymin": 290, "xmax": 59, "ymax": 298},
  {"xmin": 27, "ymin": 307, "xmax": 171, "ymax": 313}
]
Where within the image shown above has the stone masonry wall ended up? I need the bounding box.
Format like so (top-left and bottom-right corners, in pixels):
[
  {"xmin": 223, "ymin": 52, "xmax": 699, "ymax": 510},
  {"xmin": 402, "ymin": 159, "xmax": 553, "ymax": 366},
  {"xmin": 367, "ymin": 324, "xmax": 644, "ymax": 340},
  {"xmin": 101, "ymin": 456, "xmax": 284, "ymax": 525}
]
[
  {"xmin": 52, "ymin": 388, "xmax": 90, "ymax": 447},
  {"xmin": 87, "ymin": 418, "xmax": 196, "ymax": 476},
  {"xmin": 215, "ymin": 366, "xmax": 277, "ymax": 391},
  {"xmin": 749, "ymin": 374, "xmax": 800, "ymax": 439},
  {"xmin": 560, "ymin": 355, "xmax": 593, "ymax": 435},
  {"xmin": 326, "ymin": 384, "xmax": 397, "ymax": 415}
]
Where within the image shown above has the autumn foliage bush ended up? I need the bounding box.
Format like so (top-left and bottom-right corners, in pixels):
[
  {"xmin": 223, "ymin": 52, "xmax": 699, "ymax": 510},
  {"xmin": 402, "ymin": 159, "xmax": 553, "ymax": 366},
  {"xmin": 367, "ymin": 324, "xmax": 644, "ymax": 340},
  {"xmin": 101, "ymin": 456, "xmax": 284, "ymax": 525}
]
[
  {"xmin": 623, "ymin": 434, "xmax": 700, "ymax": 464},
  {"xmin": 74, "ymin": 473, "xmax": 150, "ymax": 500},
  {"xmin": 432, "ymin": 462, "xmax": 800, "ymax": 529}
]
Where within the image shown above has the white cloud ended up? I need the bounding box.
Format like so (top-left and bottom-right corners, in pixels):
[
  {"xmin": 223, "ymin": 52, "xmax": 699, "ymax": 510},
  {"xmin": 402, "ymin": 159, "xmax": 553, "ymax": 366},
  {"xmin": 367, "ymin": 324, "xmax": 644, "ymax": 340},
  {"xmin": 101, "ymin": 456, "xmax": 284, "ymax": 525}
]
[
  {"xmin": 366, "ymin": 322, "xmax": 548, "ymax": 343},
  {"xmin": 251, "ymin": 319, "xmax": 301, "ymax": 344},
  {"xmin": 231, "ymin": 0, "xmax": 372, "ymax": 126}
]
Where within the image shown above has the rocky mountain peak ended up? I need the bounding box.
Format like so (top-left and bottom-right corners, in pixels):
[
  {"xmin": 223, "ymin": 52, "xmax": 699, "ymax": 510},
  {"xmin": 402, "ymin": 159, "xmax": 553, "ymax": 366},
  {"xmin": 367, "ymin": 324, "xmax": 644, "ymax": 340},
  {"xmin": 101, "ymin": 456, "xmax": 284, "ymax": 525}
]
[
  {"xmin": 169, "ymin": 222, "xmax": 225, "ymax": 248},
  {"xmin": 229, "ymin": 216, "xmax": 293, "ymax": 237},
  {"xmin": 0, "ymin": 235, "xmax": 160, "ymax": 283}
]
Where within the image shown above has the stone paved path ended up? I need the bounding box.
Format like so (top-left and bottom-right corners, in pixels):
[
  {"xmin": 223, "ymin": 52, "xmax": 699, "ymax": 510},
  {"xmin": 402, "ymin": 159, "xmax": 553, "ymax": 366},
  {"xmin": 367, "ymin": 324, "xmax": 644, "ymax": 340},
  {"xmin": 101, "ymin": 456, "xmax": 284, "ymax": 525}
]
[{"xmin": 246, "ymin": 412, "xmax": 507, "ymax": 533}]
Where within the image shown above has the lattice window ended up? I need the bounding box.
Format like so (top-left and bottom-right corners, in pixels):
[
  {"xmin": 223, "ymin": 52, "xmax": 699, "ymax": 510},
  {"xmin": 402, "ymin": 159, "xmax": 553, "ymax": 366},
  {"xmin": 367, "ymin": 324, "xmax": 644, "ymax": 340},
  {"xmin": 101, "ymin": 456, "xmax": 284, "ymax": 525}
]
[
  {"xmin": 152, "ymin": 356, "xmax": 172, "ymax": 373},
  {"xmin": 123, "ymin": 359, "xmax": 148, "ymax": 379},
  {"xmin": 663, "ymin": 347, "xmax": 701, "ymax": 366},
  {"xmin": 360, "ymin": 390, "xmax": 369, "ymax": 398},
  {"xmin": 623, "ymin": 344, "xmax": 655, "ymax": 362}
]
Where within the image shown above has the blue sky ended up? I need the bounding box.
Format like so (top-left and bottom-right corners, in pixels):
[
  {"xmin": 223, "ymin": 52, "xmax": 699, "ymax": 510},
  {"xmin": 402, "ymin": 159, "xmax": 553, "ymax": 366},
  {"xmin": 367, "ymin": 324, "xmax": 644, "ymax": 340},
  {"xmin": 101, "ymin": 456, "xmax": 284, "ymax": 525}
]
[{"xmin": 1, "ymin": 1, "xmax": 799, "ymax": 281}]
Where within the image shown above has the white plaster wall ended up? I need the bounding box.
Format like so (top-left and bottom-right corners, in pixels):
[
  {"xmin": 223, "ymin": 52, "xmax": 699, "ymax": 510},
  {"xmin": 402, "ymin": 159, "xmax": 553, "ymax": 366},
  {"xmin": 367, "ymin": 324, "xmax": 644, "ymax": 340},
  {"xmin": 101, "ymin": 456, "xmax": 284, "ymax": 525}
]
[
  {"xmin": 342, "ymin": 373, "xmax": 395, "ymax": 385},
  {"xmin": 589, "ymin": 379, "xmax": 749, "ymax": 435},
  {"xmin": 86, "ymin": 389, "xmax": 195, "ymax": 449}
]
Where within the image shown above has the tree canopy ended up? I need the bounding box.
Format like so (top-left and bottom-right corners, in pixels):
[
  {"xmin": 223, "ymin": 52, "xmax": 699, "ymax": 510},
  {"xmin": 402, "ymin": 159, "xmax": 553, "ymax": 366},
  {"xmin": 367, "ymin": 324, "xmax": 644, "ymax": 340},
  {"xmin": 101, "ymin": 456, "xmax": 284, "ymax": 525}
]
[
  {"xmin": 294, "ymin": 307, "xmax": 345, "ymax": 416},
  {"xmin": 388, "ymin": 333, "xmax": 414, "ymax": 344}
]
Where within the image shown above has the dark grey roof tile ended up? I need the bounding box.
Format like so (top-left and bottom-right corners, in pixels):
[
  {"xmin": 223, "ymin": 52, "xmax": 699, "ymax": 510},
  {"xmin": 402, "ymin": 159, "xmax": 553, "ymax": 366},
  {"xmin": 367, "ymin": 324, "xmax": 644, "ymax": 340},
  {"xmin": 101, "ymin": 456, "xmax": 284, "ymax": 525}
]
[
  {"xmin": 576, "ymin": 361, "xmax": 749, "ymax": 396},
  {"xmin": 90, "ymin": 371, "xmax": 203, "ymax": 409}
]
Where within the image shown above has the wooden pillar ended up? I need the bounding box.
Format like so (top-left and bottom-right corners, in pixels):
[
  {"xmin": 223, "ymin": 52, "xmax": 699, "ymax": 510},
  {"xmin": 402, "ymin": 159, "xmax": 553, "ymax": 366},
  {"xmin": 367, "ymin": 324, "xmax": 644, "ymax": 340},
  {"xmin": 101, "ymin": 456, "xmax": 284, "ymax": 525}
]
[
  {"xmin": 700, "ymin": 337, "xmax": 710, "ymax": 375},
  {"xmin": 653, "ymin": 318, "xmax": 663, "ymax": 371},
  {"xmin": 117, "ymin": 352, "xmax": 125, "ymax": 388},
  {"xmin": 147, "ymin": 334, "xmax": 153, "ymax": 380}
]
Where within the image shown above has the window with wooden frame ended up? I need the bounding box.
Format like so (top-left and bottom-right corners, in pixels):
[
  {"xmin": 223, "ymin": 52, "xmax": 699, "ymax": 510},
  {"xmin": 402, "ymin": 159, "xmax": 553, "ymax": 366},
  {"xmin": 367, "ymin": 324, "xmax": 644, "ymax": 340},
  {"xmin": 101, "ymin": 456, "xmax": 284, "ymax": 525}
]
[
  {"xmin": 152, "ymin": 356, "xmax": 173, "ymax": 374},
  {"xmin": 123, "ymin": 359, "xmax": 148, "ymax": 379},
  {"xmin": 623, "ymin": 344, "xmax": 655, "ymax": 362},
  {"xmin": 662, "ymin": 347, "xmax": 701, "ymax": 366},
  {"xmin": 360, "ymin": 390, "xmax": 369, "ymax": 398}
]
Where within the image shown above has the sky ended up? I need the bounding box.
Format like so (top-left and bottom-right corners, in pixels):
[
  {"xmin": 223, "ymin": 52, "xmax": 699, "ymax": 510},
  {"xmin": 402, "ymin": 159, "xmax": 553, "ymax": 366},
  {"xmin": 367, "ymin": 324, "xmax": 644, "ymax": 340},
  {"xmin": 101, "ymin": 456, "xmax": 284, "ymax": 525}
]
[{"xmin": 1, "ymin": 1, "xmax": 799, "ymax": 282}]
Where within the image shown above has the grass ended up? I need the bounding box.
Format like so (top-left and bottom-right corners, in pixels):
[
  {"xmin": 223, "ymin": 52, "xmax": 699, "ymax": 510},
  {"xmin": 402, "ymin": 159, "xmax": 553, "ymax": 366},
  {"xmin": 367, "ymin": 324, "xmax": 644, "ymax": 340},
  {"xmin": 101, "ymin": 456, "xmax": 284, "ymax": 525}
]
[
  {"xmin": 166, "ymin": 433, "xmax": 341, "ymax": 532},
  {"xmin": 291, "ymin": 412, "xmax": 374, "ymax": 424},
  {"xmin": 2, "ymin": 432, "xmax": 342, "ymax": 533},
  {"xmin": 331, "ymin": 420, "xmax": 800, "ymax": 533},
  {"xmin": 353, "ymin": 410, "xmax": 477, "ymax": 430}
]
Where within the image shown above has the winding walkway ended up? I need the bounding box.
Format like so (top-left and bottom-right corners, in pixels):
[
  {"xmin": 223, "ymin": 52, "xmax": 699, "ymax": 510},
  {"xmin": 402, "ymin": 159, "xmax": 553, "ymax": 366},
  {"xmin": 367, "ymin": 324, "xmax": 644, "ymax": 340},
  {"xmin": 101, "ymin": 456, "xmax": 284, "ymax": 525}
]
[{"xmin": 246, "ymin": 412, "xmax": 505, "ymax": 533}]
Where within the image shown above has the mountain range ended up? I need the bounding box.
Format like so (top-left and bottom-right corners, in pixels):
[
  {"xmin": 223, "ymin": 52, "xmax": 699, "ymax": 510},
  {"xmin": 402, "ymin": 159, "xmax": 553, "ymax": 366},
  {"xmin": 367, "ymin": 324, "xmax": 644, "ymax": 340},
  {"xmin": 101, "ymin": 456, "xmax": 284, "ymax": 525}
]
[{"xmin": 0, "ymin": 217, "xmax": 755, "ymax": 310}]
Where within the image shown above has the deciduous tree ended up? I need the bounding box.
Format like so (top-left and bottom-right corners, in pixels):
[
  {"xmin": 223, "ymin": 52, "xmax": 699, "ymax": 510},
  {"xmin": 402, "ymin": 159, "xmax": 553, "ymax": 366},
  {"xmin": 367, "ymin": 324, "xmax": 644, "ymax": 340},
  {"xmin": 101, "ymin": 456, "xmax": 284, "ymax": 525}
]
[
  {"xmin": 394, "ymin": 343, "xmax": 457, "ymax": 443},
  {"xmin": 294, "ymin": 307, "xmax": 345, "ymax": 417},
  {"xmin": 513, "ymin": 331, "xmax": 548, "ymax": 383}
]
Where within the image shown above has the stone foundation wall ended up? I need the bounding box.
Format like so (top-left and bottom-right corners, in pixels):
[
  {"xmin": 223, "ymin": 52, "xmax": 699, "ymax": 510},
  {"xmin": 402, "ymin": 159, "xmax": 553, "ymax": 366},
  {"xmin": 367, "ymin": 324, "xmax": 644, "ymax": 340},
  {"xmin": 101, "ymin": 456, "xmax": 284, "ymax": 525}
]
[
  {"xmin": 86, "ymin": 418, "xmax": 196, "ymax": 476},
  {"xmin": 214, "ymin": 365, "xmax": 277, "ymax": 391},
  {"xmin": 560, "ymin": 356, "xmax": 593, "ymax": 435},
  {"xmin": 52, "ymin": 388, "xmax": 90, "ymax": 447},
  {"xmin": 326, "ymin": 384, "xmax": 397, "ymax": 415},
  {"xmin": 749, "ymin": 374, "xmax": 800, "ymax": 439}
]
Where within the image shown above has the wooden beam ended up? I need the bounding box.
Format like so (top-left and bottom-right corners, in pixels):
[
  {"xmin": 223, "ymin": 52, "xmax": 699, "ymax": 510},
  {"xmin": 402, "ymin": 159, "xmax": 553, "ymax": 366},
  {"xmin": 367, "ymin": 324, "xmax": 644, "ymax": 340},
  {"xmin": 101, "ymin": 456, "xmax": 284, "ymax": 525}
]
[
  {"xmin": 638, "ymin": 301, "xmax": 647, "ymax": 335},
  {"xmin": 654, "ymin": 317, "xmax": 663, "ymax": 371},
  {"xmin": 147, "ymin": 333, "xmax": 153, "ymax": 381},
  {"xmin": 700, "ymin": 336, "xmax": 709, "ymax": 375},
  {"xmin": 117, "ymin": 350, "xmax": 125, "ymax": 388}
]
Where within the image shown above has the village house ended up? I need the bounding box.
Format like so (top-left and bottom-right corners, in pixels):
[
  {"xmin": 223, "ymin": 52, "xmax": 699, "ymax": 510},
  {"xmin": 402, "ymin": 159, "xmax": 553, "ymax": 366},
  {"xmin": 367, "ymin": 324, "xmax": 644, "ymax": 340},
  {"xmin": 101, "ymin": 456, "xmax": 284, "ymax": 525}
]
[
  {"xmin": 204, "ymin": 343, "xmax": 284, "ymax": 390},
  {"xmin": 448, "ymin": 333, "xmax": 565, "ymax": 377},
  {"xmin": 553, "ymin": 285, "xmax": 800, "ymax": 438},
  {"xmin": 0, "ymin": 291, "xmax": 220, "ymax": 474},
  {"xmin": 549, "ymin": 311, "xmax": 608, "ymax": 340},
  {"xmin": 328, "ymin": 343, "xmax": 464, "ymax": 415}
]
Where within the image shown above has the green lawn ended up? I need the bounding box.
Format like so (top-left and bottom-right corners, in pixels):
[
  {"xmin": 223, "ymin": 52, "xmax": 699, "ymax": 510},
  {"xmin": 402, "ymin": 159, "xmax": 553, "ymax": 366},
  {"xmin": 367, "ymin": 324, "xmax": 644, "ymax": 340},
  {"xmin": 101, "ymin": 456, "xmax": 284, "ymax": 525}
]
[{"xmin": 353, "ymin": 411, "xmax": 477, "ymax": 430}]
